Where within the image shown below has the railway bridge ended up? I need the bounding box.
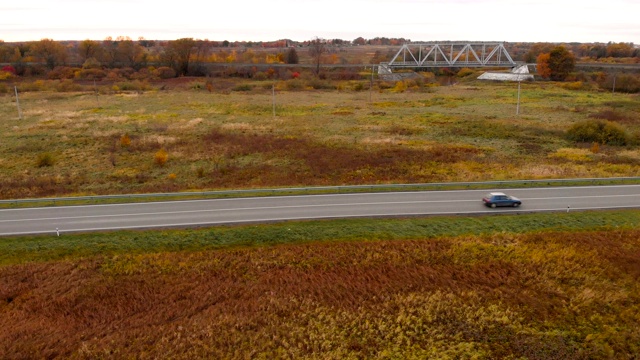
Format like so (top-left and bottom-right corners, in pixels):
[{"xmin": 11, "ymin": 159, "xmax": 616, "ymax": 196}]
[{"xmin": 379, "ymin": 41, "xmax": 519, "ymax": 74}]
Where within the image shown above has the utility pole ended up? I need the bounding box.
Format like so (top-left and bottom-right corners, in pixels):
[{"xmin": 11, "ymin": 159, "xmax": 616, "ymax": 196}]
[
  {"xmin": 94, "ymin": 79, "xmax": 99, "ymax": 105},
  {"xmin": 369, "ymin": 65, "xmax": 375, "ymax": 104},
  {"xmin": 516, "ymin": 80, "xmax": 521, "ymax": 116},
  {"xmin": 14, "ymin": 86, "xmax": 22, "ymax": 120},
  {"xmin": 612, "ymin": 74, "xmax": 616, "ymax": 94}
]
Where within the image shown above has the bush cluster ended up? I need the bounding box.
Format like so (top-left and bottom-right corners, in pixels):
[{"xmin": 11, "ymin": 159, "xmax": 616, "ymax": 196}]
[{"xmin": 566, "ymin": 119, "xmax": 630, "ymax": 146}]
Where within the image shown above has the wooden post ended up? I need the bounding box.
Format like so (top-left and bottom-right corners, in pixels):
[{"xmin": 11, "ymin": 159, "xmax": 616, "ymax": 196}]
[{"xmin": 272, "ymin": 83, "xmax": 276, "ymax": 117}]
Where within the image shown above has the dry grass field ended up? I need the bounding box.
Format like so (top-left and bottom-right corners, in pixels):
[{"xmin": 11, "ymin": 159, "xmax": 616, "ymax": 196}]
[
  {"xmin": 1, "ymin": 75, "xmax": 639, "ymax": 199},
  {"xmin": 2, "ymin": 216, "xmax": 640, "ymax": 358}
]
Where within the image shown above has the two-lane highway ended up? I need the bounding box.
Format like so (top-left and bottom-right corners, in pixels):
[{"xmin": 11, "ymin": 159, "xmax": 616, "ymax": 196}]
[{"xmin": 1, "ymin": 185, "xmax": 639, "ymax": 236}]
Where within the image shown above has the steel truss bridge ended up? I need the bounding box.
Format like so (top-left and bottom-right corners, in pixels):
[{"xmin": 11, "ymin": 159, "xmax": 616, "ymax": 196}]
[{"xmin": 379, "ymin": 41, "xmax": 518, "ymax": 74}]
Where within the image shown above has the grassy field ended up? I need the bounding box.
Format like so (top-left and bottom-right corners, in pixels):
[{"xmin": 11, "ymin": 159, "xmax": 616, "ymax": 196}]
[
  {"xmin": 1, "ymin": 211, "xmax": 640, "ymax": 358},
  {"xmin": 2, "ymin": 74, "xmax": 640, "ymax": 358},
  {"xmin": 1, "ymin": 76, "xmax": 639, "ymax": 199}
]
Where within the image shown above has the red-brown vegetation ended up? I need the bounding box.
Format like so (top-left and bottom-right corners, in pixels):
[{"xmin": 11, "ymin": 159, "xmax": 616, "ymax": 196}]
[
  {"xmin": 198, "ymin": 129, "xmax": 483, "ymax": 187},
  {"xmin": 1, "ymin": 229, "xmax": 640, "ymax": 358}
]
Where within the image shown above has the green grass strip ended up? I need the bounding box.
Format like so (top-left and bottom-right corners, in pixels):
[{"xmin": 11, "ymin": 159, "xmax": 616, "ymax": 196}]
[{"xmin": 1, "ymin": 210, "xmax": 639, "ymax": 266}]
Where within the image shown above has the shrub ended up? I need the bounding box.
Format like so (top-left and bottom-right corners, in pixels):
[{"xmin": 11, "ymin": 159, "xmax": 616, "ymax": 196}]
[
  {"xmin": 353, "ymin": 82, "xmax": 365, "ymax": 91},
  {"xmin": 393, "ymin": 81, "xmax": 407, "ymax": 93},
  {"xmin": 75, "ymin": 68, "xmax": 106, "ymax": 80},
  {"xmin": 0, "ymin": 71, "xmax": 14, "ymax": 80},
  {"xmin": 457, "ymin": 67, "xmax": 475, "ymax": 77},
  {"xmin": 567, "ymin": 119, "xmax": 630, "ymax": 146},
  {"xmin": 120, "ymin": 134, "xmax": 131, "ymax": 148},
  {"xmin": 82, "ymin": 57, "xmax": 102, "ymax": 69},
  {"xmin": 154, "ymin": 149, "xmax": 168, "ymax": 167},
  {"xmin": 589, "ymin": 109, "xmax": 626, "ymax": 122},
  {"xmin": 154, "ymin": 67, "xmax": 176, "ymax": 79},
  {"xmin": 285, "ymin": 79, "xmax": 305, "ymax": 90},
  {"xmin": 253, "ymin": 72, "xmax": 268, "ymax": 81},
  {"xmin": 561, "ymin": 81, "xmax": 584, "ymax": 90},
  {"xmin": 55, "ymin": 79, "xmax": 82, "ymax": 92},
  {"xmin": 598, "ymin": 74, "xmax": 640, "ymax": 93},
  {"xmin": 36, "ymin": 153, "xmax": 55, "ymax": 167},
  {"xmin": 48, "ymin": 66, "xmax": 77, "ymax": 80},
  {"xmin": 1, "ymin": 65, "xmax": 16, "ymax": 74},
  {"xmin": 190, "ymin": 82, "xmax": 205, "ymax": 90},
  {"xmin": 116, "ymin": 80, "xmax": 150, "ymax": 91},
  {"xmin": 306, "ymin": 78, "xmax": 334, "ymax": 90},
  {"xmin": 232, "ymin": 84, "xmax": 252, "ymax": 92},
  {"xmin": 377, "ymin": 81, "xmax": 394, "ymax": 90},
  {"xmin": 130, "ymin": 68, "xmax": 152, "ymax": 80}
]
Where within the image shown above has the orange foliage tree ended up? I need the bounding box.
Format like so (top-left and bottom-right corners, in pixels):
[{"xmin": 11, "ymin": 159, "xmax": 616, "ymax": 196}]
[
  {"xmin": 29, "ymin": 39, "xmax": 68, "ymax": 69},
  {"xmin": 536, "ymin": 46, "xmax": 575, "ymax": 81},
  {"xmin": 536, "ymin": 53, "xmax": 551, "ymax": 79}
]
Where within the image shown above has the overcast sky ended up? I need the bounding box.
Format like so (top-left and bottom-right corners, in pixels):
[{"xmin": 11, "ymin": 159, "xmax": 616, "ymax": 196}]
[{"xmin": 2, "ymin": 0, "xmax": 638, "ymax": 44}]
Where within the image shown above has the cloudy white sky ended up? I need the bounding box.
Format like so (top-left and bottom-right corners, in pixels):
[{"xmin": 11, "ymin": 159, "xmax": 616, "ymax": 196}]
[{"xmin": 2, "ymin": 0, "xmax": 638, "ymax": 44}]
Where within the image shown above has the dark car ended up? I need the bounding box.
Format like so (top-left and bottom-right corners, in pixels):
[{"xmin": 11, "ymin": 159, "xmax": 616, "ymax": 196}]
[{"xmin": 482, "ymin": 192, "xmax": 521, "ymax": 208}]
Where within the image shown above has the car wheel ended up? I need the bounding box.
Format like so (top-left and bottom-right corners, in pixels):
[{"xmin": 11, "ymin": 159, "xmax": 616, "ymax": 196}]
[
  {"xmin": 490, "ymin": 203, "xmax": 497, "ymax": 208},
  {"xmin": 513, "ymin": 202, "xmax": 520, "ymax": 207}
]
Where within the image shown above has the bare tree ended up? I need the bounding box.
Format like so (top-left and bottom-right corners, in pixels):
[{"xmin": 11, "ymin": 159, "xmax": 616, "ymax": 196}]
[{"xmin": 309, "ymin": 37, "xmax": 326, "ymax": 77}]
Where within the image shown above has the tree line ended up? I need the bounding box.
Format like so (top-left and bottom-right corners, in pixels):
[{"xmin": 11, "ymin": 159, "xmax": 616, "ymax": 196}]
[{"xmin": 0, "ymin": 37, "xmax": 637, "ymax": 81}]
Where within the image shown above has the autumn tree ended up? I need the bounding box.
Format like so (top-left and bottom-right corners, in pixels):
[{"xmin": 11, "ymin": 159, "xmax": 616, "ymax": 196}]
[
  {"xmin": 536, "ymin": 53, "xmax": 551, "ymax": 78},
  {"xmin": 100, "ymin": 37, "xmax": 119, "ymax": 67},
  {"xmin": 606, "ymin": 42, "xmax": 635, "ymax": 58},
  {"xmin": 587, "ymin": 44, "xmax": 607, "ymax": 59},
  {"xmin": 189, "ymin": 40, "xmax": 212, "ymax": 76},
  {"xmin": 162, "ymin": 38, "xmax": 196, "ymax": 76},
  {"xmin": 29, "ymin": 39, "xmax": 68, "ymax": 69},
  {"xmin": 78, "ymin": 40, "xmax": 102, "ymax": 62},
  {"xmin": 0, "ymin": 42, "xmax": 13, "ymax": 63},
  {"xmin": 524, "ymin": 42, "xmax": 554, "ymax": 63},
  {"xmin": 138, "ymin": 37, "xmax": 155, "ymax": 48},
  {"xmin": 116, "ymin": 38, "xmax": 145, "ymax": 69},
  {"xmin": 548, "ymin": 46, "xmax": 575, "ymax": 81},
  {"xmin": 536, "ymin": 46, "xmax": 575, "ymax": 81},
  {"xmin": 309, "ymin": 37, "xmax": 327, "ymax": 77},
  {"xmin": 352, "ymin": 37, "xmax": 366, "ymax": 46},
  {"xmin": 285, "ymin": 47, "xmax": 299, "ymax": 64}
]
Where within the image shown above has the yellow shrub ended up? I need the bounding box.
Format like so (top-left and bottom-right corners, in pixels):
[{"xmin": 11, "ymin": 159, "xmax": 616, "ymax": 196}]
[
  {"xmin": 120, "ymin": 134, "xmax": 131, "ymax": 148},
  {"xmin": 393, "ymin": 81, "xmax": 407, "ymax": 93},
  {"xmin": 548, "ymin": 148, "xmax": 593, "ymax": 162},
  {"xmin": 562, "ymin": 81, "xmax": 584, "ymax": 90},
  {"xmin": 154, "ymin": 149, "xmax": 168, "ymax": 167},
  {"xmin": 0, "ymin": 71, "xmax": 14, "ymax": 80}
]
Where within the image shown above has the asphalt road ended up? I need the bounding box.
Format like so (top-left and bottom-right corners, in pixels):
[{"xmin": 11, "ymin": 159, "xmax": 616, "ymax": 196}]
[{"xmin": 1, "ymin": 185, "xmax": 639, "ymax": 236}]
